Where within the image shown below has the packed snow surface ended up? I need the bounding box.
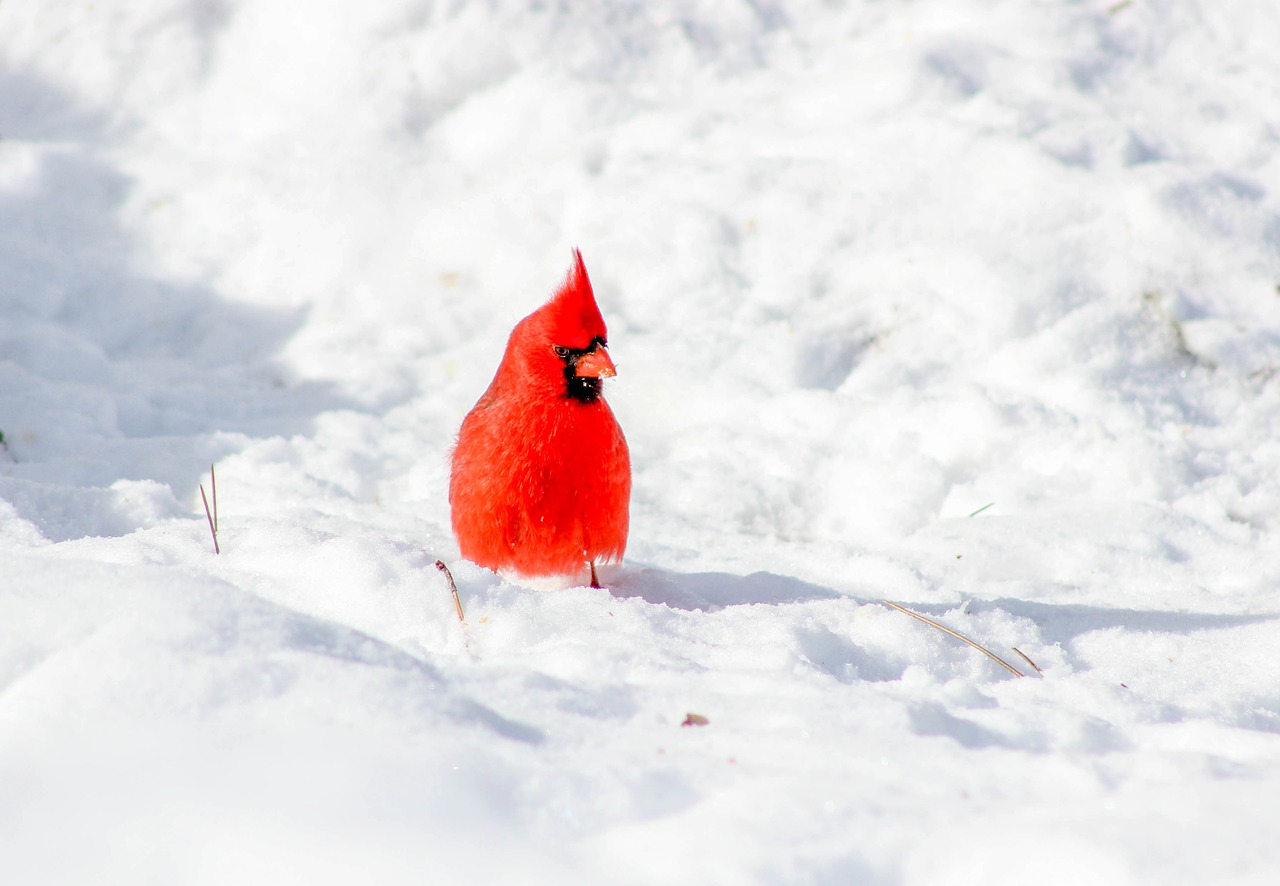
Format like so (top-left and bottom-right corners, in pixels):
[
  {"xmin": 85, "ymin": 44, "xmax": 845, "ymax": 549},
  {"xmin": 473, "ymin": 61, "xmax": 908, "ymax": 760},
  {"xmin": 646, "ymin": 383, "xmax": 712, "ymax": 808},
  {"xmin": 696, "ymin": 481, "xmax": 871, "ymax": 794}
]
[{"xmin": 3, "ymin": 1, "xmax": 1280, "ymax": 883}]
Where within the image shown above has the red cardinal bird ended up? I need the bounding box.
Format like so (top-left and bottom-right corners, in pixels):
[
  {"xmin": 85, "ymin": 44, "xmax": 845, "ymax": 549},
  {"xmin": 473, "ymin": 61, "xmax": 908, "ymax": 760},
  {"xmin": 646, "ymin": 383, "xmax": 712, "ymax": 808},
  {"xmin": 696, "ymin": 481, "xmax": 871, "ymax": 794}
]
[{"xmin": 449, "ymin": 250, "xmax": 630, "ymax": 587}]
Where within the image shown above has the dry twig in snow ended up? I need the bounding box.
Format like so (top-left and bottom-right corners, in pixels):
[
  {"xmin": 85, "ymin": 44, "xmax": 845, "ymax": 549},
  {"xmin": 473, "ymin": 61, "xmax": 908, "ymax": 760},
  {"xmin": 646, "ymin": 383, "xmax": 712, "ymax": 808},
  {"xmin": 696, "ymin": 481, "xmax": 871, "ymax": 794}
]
[{"xmin": 435, "ymin": 560, "xmax": 466, "ymax": 624}]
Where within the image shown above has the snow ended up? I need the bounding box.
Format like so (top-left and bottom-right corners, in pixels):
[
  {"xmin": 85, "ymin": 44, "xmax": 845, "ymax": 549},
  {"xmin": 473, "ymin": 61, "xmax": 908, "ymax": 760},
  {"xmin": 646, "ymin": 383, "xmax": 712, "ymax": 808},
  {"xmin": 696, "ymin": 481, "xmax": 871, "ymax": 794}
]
[{"xmin": 3, "ymin": 0, "xmax": 1280, "ymax": 882}]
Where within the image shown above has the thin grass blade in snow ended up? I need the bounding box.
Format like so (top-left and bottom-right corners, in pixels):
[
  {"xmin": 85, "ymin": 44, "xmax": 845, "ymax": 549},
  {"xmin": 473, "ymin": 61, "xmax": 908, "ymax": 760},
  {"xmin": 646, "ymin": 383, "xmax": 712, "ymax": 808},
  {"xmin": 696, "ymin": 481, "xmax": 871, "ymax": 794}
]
[
  {"xmin": 880, "ymin": 600, "xmax": 1027, "ymax": 678},
  {"xmin": 1012, "ymin": 646, "xmax": 1044, "ymax": 675},
  {"xmin": 199, "ymin": 464, "xmax": 219, "ymax": 555}
]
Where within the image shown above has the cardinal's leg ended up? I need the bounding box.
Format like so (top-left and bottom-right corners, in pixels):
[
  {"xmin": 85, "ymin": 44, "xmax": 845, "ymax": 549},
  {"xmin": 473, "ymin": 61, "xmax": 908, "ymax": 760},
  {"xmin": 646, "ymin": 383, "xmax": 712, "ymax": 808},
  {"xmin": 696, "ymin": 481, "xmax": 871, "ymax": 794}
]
[{"xmin": 589, "ymin": 559, "xmax": 601, "ymax": 589}]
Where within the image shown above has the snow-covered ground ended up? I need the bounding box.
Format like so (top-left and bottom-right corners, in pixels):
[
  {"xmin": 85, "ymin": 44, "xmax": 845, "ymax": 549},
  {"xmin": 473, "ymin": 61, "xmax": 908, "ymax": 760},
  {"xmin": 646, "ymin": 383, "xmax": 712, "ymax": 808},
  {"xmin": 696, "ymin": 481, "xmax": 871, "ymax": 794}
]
[{"xmin": 3, "ymin": 1, "xmax": 1280, "ymax": 882}]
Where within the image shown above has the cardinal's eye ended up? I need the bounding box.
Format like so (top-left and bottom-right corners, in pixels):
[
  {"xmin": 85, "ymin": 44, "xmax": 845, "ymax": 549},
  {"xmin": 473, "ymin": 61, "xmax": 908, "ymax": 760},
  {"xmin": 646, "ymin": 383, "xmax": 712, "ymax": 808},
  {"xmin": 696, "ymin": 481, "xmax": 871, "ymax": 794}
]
[{"xmin": 553, "ymin": 345, "xmax": 571, "ymax": 359}]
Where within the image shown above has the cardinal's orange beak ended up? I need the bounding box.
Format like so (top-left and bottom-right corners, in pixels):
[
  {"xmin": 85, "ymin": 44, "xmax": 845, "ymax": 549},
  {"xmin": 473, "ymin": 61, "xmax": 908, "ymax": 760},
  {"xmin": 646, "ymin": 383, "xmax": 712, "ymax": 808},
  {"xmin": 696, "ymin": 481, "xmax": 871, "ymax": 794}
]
[{"xmin": 574, "ymin": 348, "xmax": 617, "ymax": 379}]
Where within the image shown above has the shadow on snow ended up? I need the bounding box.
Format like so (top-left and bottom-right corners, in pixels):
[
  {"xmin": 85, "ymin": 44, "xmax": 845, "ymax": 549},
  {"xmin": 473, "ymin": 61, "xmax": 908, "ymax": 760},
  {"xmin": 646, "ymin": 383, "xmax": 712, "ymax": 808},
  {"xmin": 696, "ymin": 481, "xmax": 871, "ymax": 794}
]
[
  {"xmin": 610, "ymin": 566, "xmax": 845, "ymax": 611},
  {"xmin": 0, "ymin": 61, "xmax": 360, "ymax": 540}
]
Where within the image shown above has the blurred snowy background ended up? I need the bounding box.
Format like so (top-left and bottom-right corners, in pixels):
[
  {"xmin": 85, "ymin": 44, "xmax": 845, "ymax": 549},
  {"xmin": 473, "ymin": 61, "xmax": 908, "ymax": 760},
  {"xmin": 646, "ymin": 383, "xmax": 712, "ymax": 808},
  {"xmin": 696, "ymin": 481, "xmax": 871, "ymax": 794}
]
[{"xmin": 2, "ymin": 1, "xmax": 1279, "ymax": 883}]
